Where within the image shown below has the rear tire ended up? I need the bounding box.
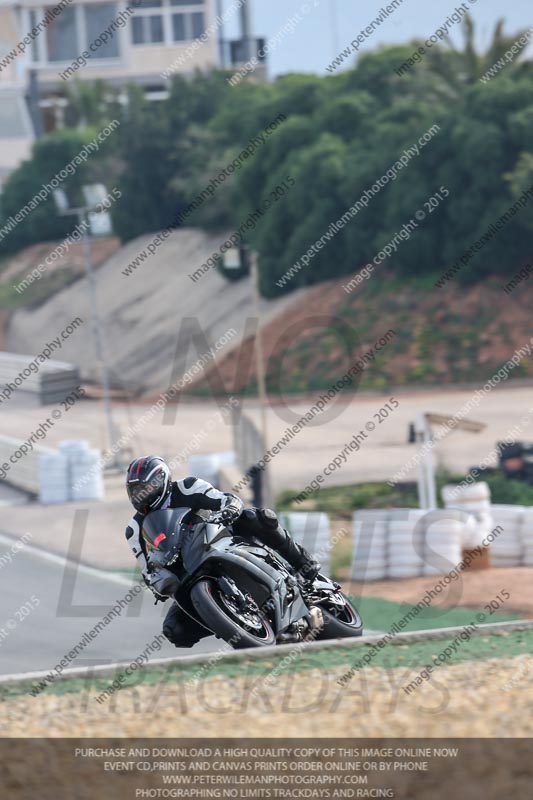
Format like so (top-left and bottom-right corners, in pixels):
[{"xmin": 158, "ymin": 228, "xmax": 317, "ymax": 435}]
[
  {"xmin": 190, "ymin": 578, "xmax": 276, "ymax": 649},
  {"xmin": 315, "ymin": 595, "xmax": 363, "ymax": 639}
]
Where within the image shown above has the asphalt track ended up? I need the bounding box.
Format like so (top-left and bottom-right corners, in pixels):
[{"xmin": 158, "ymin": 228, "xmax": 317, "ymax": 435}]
[
  {"xmin": 0, "ymin": 535, "xmax": 226, "ymax": 676},
  {"xmin": 0, "ymin": 530, "xmax": 380, "ymax": 679}
]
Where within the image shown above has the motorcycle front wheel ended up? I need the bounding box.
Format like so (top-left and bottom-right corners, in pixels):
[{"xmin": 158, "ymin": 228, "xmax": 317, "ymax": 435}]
[{"xmin": 190, "ymin": 578, "xmax": 276, "ymax": 649}]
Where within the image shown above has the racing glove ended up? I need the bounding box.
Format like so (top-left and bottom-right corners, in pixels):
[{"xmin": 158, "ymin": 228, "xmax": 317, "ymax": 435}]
[{"xmin": 211, "ymin": 495, "xmax": 244, "ymax": 526}]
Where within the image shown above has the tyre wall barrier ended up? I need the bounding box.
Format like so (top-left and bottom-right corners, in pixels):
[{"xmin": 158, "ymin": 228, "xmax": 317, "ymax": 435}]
[
  {"xmin": 280, "ymin": 512, "xmax": 332, "ymax": 576},
  {"xmin": 350, "ymin": 508, "xmax": 474, "ymax": 581}
]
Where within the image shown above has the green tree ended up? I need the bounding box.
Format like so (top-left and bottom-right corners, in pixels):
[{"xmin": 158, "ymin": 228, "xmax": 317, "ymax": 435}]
[
  {"xmin": 506, "ymin": 152, "xmax": 533, "ymax": 230},
  {"xmin": 0, "ymin": 128, "xmax": 103, "ymax": 255},
  {"xmin": 112, "ymin": 85, "xmax": 178, "ymax": 241},
  {"xmin": 64, "ymin": 80, "xmax": 121, "ymax": 128}
]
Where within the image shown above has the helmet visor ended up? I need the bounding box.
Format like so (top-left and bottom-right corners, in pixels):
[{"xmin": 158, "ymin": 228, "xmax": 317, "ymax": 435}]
[{"xmin": 127, "ymin": 470, "xmax": 167, "ymax": 513}]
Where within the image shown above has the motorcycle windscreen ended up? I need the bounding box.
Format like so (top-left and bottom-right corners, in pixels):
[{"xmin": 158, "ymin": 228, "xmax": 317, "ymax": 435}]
[{"xmin": 141, "ymin": 507, "xmax": 190, "ymax": 565}]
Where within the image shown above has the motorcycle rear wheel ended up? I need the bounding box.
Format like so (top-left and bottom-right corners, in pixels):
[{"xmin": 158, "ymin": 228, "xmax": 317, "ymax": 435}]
[
  {"xmin": 315, "ymin": 594, "xmax": 363, "ymax": 639},
  {"xmin": 190, "ymin": 578, "xmax": 276, "ymax": 649}
]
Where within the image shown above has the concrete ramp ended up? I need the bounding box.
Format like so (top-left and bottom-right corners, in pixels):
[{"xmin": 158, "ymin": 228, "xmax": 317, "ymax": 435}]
[{"xmin": 7, "ymin": 228, "xmax": 303, "ymax": 395}]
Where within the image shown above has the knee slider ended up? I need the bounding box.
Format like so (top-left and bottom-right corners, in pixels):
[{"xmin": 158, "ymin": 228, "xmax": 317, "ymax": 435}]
[
  {"xmin": 163, "ymin": 622, "xmax": 197, "ymax": 648},
  {"xmin": 163, "ymin": 623, "xmax": 182, "ymax": 645}
]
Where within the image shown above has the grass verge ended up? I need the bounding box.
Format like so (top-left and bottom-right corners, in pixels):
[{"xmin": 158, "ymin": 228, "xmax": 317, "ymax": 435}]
[
  {"xmin": 356, "ymin": 596, "xmax": 521, "ymax": 632},
  {"xmin": 1, "ymin": 627, "xmax": 530, "ymax": 703}
]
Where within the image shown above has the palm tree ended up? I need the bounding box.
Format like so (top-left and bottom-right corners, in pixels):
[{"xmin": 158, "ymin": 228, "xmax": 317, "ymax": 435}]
[{"xmin": 423, "ymin": 13, "xmax": 532, "ymax": 96}]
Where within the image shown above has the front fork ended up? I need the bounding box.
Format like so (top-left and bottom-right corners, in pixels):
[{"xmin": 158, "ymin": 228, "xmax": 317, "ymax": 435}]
[{"xmin": 302, "ymin": 576, "xmax": 345, "ymax": 632}]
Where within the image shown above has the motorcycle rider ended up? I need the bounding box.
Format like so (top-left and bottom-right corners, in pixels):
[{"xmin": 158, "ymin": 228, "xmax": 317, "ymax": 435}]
[{"xmin": 125, "ymin": 455, "xmax": 320, "ymax": 648}]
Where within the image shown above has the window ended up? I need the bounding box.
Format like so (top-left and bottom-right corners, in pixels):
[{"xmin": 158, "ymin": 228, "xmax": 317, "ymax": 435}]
[
  {"xmin": 85, "ymin": 4, "xmax": 120, "ymax": 58},
  {"xmin": 150, "ymin": 16, "xmax": 164, "ymax": 42},
  {"xmin": 29, "ymin": 3, "xmax": 122, "ymax": 63},
  {"xmin": 191, "ymin": 12, "xmax": 205, "ymax": 39},
  {"xmin": 132, "ymin": 15, "xmax": 164, "ymax": 44},
  {"xmin": 28, "ymin": 1, "xmax": 209, "ymax": 61},
  {"xmin": 131, "ymin": 17, "xmax": 143, "ymax": 44},
  {"xmin": 131, "ymin": 1, "xmax": 207, "ymax": 47},
  {"xmin": 170, "ymin": 9, "xmax": 205, "ymax": 43},
  {"xmin": 45, "ymin": 7, "xmax": 78, "ymax": 62},
  {"xmin": 172, "ymin": 14, "xmax": 186, "ymax": 42}
]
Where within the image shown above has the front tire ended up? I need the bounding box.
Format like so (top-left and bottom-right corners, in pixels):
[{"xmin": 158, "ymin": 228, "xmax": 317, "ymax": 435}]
[
  {"xmin": 190, "ymin": 578, "xmax": 276, "ymax": 649},
  {"xmin": 315, "ymin": 594, "xmax": 363, "ymax": 639}
]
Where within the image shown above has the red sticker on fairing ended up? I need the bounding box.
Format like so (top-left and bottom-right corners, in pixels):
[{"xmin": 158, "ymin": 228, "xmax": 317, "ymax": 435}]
[{"xmin": 154, "ymin": 533, "xmax": 166, "ymax": 548}]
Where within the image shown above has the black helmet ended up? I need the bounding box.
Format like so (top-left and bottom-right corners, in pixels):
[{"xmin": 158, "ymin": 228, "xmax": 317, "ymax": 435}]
[{"xmin": 126, "ymin": 456, "xmax": 171, "ymax": 514}]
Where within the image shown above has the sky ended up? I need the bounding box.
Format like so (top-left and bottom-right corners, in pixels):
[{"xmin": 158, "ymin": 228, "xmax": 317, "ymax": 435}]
[{"xmin": 219, "ymin": 0, "xmax": 533, "ymax": 77}]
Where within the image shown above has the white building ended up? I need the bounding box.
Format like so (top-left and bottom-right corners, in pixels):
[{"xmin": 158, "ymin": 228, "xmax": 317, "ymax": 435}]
[
  {"xmin": 0, "ymin": 0, "xmax": 263, "ymax": 179},
  {"xmin": 0, "ymin": 5, "xmax": 34, "ymax": 187},
  {"xmin": 16, "ymin": 1, "xmax": 221, "ymax": 87}
]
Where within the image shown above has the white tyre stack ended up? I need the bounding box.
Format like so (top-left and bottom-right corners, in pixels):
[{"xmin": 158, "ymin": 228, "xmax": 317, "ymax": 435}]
[
  {"xmin": 352, "ymin": 514, "xmax": 388, "ymax": 581},
  {"xmin": 70, "ymin": 448, "xmax": 104, "ymax": 501},
  {"xmin": 60, "ymin": 440, "xmax": 104, "ymax": 502},
  {"xmin": 522, "ymin": 508, "xmax": 533, "ymax": 567},
  {"xmin": 281, "ymin": 512, "xmax": 332, "ymax": 576},
  {"xmin": 422, "ymin": 513, "xmax": 466, "ymax": 577},
  {"xmin": 39, "ymin": 451, "xmax": 69, "ymax": 504},
  {"xmin": 387, "ymin": 511, "xmax": 428, "ymax": 579},
  {"xmin": 490, "ymin": 505, "xmax": 525, "ymax": 567},
  {"xmin": 351, "ymin": 509, "xmax": 468, "ymax": 581},
  {"xmin": 38, "ymin": 441, "xmax": 104, "ymax": 503},
  {"xmin": 442, "ymin": 482, "xmax": 492, "ymax": 548}
]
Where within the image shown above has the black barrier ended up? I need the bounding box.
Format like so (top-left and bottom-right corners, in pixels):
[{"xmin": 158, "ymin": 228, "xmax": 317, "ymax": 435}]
[{"xmin": 1, "ymin": 738, "xmax": 531, "ymax": 799}]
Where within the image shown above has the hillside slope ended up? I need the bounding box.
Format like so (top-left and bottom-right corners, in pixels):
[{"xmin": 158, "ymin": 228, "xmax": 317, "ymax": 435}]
[
  {"xmin": 5, "ymin": 228, "xmax": 306, "ymax": 395},
  {"xmin": 195, "ymin": 270, "xmax": 533, "ymax": 395},
  {"xmin": 0, "ymin": 236, "xmax": 120, "ymax": 308},
  {"xmin": 6, "ymin": 237, "xmax": 533, "ymax": 398}
]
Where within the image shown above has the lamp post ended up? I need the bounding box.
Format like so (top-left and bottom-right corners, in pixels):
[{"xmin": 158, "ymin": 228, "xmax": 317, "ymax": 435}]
[
  {"xmin": 220, "ymin": 245, "xmax": 272, "ymax": 507},
  {"xmin": 249, "ymin": 252, "xmax": 269, "ymax": 465},
  {"xmin": 53, "ymin": 184, "xmax": 121, "ymax": 468}
]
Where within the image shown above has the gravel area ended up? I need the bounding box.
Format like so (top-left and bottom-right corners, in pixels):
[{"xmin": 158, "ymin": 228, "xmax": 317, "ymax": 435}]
[
  {"xmin": 2, "ymin": 653, "xmax": 532, "ymax": 738},
  {"xmin": 348, "ymin": 567, "xmax": 533, "ymax": 616}
]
